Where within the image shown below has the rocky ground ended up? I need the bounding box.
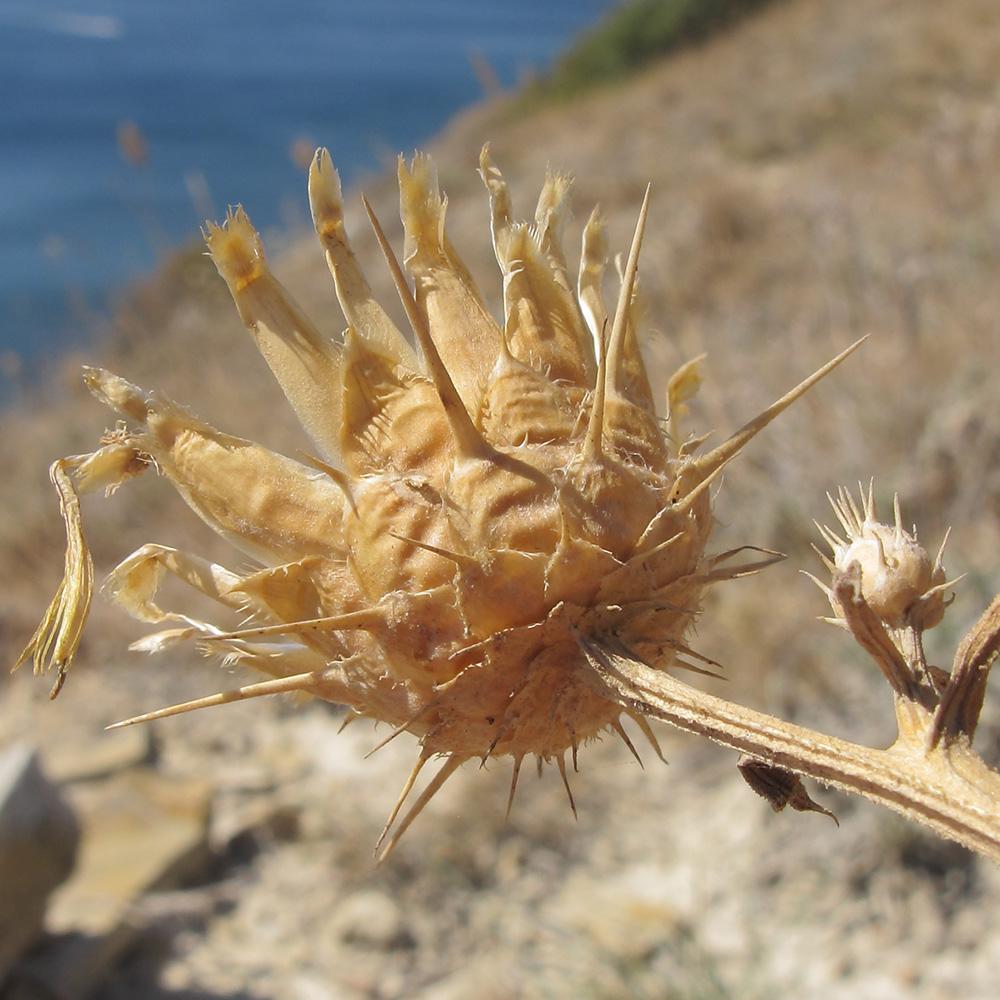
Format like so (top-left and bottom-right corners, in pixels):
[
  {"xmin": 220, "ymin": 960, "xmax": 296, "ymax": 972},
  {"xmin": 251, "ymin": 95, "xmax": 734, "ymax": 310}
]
[
  {"xmin": 5, "ymin": 0, "xmax": 1000, "ymax": 995},
  {"xmin": 5, "ymin": 664, "xmax": 1000, "ymax": 1000}
]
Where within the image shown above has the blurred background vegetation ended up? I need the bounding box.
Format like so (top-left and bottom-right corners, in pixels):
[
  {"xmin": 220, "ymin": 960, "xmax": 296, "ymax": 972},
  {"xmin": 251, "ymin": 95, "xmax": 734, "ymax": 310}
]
[{"xmin": 530, "ymin": 0, "xmax": 780, "ymax": 102}]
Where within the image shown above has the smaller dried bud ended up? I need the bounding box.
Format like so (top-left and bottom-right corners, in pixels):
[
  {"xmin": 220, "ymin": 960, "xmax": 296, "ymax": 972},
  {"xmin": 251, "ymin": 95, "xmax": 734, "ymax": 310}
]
[{"xmin": 816, "ymin": 483, "xmax": 950, "ymax": 631}]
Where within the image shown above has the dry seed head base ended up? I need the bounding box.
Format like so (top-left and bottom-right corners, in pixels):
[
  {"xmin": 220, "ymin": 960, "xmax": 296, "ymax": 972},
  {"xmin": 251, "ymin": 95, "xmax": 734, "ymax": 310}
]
[{"xmin": 17, "ymin": 148, "xmax": 858, "ymax": 853}]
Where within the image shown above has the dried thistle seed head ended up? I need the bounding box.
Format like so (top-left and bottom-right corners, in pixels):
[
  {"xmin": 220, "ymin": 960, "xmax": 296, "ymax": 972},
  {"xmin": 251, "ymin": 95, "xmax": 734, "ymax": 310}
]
[
  {"xmin": 816, "ymin": 483, "xmax": 951, "ymax": 631},
  {"xmin": 17, "ymin": 146, "xmax": 860, "ymax": 853}
]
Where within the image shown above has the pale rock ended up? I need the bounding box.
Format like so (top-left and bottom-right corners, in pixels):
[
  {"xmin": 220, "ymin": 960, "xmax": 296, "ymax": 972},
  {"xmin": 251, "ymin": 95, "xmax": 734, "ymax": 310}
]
[
  {"xmin": 331, "ymin": 890, "xmax": 413, "ymax": 950},
  {"xmin": 546, "ymin": 865, "xmax": 686, "ymax": 962},
  {"xmin": 41, "ymin": 725, "xmax": 154, "ymax": 784},
  {"xmin": 698, "ymin": 893, "xmax": 748, "ymax": 960},
  {"xmin": 290, "ymin": 971, "xmax": 365, "ymax": 1000},
  {"xmin": 0, "ymin": 744, "xmax": 80, "ymax": 986},
  {"xmin": 6, "ymin": 768, "xmax": 211, "ymax": 1000},
  {"xmin": 209, "ymin": 794, "xmax": 300, "ymax": 854},
  {"xmin": 408, "ymin": 959, "xmax": 511, "ymax": 1000}
]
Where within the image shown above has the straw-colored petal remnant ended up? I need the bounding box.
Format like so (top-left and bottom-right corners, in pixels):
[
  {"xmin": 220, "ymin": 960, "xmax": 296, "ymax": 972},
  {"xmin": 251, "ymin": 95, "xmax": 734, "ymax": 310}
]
[{"xmin": 17, "ymin": 148, "xmax": 858, "ymax": 854}]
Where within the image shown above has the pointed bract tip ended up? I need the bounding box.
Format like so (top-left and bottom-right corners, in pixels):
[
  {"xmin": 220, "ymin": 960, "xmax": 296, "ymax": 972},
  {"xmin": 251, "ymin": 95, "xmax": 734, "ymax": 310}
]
[
  {"xmin": 204, "ymin": 206, "xmax": 265, "ymax": 290},
  {"xmin": 308, "ymin": 147, "xmax": 344, "ymax": 234},
  {"xmin": 83, "ymin": 368, "xmax": 150, "ymax": 421}
]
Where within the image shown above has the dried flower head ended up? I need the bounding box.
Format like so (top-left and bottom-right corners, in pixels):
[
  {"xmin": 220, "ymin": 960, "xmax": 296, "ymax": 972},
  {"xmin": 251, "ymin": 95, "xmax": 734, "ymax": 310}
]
[
  {"xmin": 815, "ymin": 483, "xmax": 951, "ymax": 632},
  {"xmin": 17, "ymin": 147, "xmax": 858, "ymax": 853}
]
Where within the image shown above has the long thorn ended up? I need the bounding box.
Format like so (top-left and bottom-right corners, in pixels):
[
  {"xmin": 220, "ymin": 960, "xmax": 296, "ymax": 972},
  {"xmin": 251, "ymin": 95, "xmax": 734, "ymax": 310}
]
[
  {"xmin": 583, "ymin": 186, "xmax": 650, "ymax": 461},
  {"xmin": 377, "ymin": 755, "xmax": 464, "ymax": 863},
  {"xmin": 106, "ymin": 669, "xmax": 329, "ymax": 729},
  {"xmin": 199, "ymin": 608, "xmax": 385, "ymax": 643},
  {"xmin": 626, "ymin": 710, "xmax": 667, "ymax": 764},
  {"xmin": 605, "ymin": 184, "xmax": 651, "ymax": 399},
  {"xmin": 364, "ymin": 700, "xmax": 439, "ymax": 758},
  {"xmin": 689, "ymin": 337, "xmax": 867, "ymax": 483},
  {"xmin": 374, "ymin": 753, "xmax": 429, "ymax": 857},
  {"xmin": 556, "ymin": 753, "xmax": 578, "ymax": 818},
  {"xmin": 611, "ymin": 717, "xmax": 644, "ymax": 769},
  {"xmin": 506, "ymin": 755, "xmax": 524, "ymax": 820}
]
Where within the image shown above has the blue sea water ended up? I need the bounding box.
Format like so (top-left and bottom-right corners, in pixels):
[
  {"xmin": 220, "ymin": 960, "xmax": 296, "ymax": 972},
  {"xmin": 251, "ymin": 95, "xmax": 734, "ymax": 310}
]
[{"xmin": 0, "ymin": 0, "xmax": 613, "ymax": 378}]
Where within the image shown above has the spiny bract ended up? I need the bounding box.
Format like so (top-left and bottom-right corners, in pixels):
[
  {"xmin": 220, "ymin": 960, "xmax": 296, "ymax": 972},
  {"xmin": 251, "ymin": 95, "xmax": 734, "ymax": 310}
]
[{"xmin": 18, "ymin": 147, "xmax": 857, "ymax": 854}]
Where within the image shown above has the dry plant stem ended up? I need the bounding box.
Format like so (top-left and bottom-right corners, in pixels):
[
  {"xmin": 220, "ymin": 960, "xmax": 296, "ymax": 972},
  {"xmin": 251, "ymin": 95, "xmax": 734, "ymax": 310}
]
[
  {"xmin": 579, "ymin": 628, "xmax": 1000, "ymax": 866},
  {"xmin": 935, "ymin": 590, "xmax": 1000, "ymax": 746}
]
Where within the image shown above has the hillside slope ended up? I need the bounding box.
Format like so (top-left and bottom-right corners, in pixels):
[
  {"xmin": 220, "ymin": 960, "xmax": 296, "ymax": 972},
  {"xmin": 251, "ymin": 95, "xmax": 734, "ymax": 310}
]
[{"xmin": 4, "ymin": 0, "xmax": 1000, "ymax": 996}]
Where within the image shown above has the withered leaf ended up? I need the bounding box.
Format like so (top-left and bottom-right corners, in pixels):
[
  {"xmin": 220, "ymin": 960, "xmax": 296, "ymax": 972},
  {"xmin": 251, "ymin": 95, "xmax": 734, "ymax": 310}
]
[{"xmin": 738, "ymin": 758, "xmax": 838, "ymax": 825}]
